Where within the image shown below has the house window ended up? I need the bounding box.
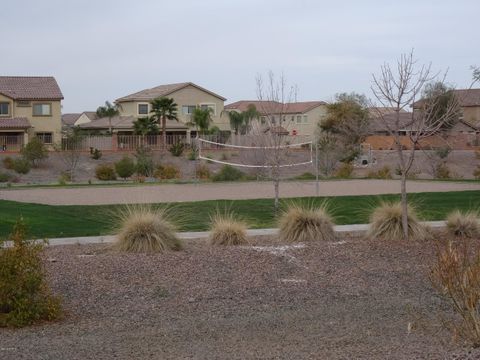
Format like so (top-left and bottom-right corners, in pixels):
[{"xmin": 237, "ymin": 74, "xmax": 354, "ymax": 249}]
[
  {"xmin": 303, "ymin": 115, "xmax": 308, "ymax": 123},
  {"xmin": 36, "ymin": 132, "xmax": 53, "ymax": 144},
  {"xmin": 182, "ymin": 105, "xmax": 196, "ymax": 115},
  {"xmin": 0, "ymin": 102, "xmax": 9, "ymax": 116},
  {"xmin": 296, "ymin": 115, "xmax": 302, "ymax": 124},
  {"xmin": 33, "ymin": 103, "xmax": 51, "ymax": 116},
  {"xmin": 138, "ymin": 104, "xmax": 149, "ymax": 115},
  {"xmin": 200, "ymin": 103, "xmax": 216, "ymax": 115}
]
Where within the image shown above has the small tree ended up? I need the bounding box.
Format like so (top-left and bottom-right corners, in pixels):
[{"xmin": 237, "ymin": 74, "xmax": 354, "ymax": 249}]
[
  {"xmin": 254, "ymin": 71, "xmax": 297, "ymax": 213},
  {"xmin": 150, "ymin": 97, "xmax": 178, "ymax": 150},
  {"xmin": 57, "ymin": 128, "xmax": 84, "ymax": 181},
  {"xmin": 371, "ymin": 51, "xmax": 460, "ymax": 240},
  {"xmin": 227, "ymin": 111, "xmax": 244, "ymax": 135},
  {"xmin": 21, "ymin": 137, "xmax": 48, "ymax": 167},
  {"xmin": 96, "ymin": 101, "xmax": 120, "ymax": 134}
]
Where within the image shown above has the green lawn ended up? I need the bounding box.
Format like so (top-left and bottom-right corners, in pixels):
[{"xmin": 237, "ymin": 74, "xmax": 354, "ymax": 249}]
[{"xmin": 0, "ymin": 190, "xmax": 479, "ymax": 239}]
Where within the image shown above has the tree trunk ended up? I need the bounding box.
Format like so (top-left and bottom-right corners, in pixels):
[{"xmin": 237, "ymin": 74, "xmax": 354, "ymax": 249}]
[
  {"xmin": 274, "ymin": 176, "xmax": 280, "ymax": 214},
  {"xmin": 162, "ymin": 117, "xmax": 167, "ymax": 151},
  {"xmin": 400, "ymin": 172, "xmax": 409, "ymax": 241}
]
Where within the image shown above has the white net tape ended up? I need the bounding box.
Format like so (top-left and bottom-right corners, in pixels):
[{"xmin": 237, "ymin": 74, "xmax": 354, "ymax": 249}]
[{"xmin": 197, "ymin": 138, "xmax": 313, "ymax": 168}]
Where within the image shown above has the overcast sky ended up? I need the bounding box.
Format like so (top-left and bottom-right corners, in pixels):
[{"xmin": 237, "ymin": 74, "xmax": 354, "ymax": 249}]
[{"xmin": 2, "ymin": 0, "xmax": 478, "ymax": 113}]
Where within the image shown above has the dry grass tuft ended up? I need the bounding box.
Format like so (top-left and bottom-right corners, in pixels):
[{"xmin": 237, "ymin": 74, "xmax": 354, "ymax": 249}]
[
  {"xmin": 431, "ymin": 239, "xmax": 480, "ymax": 347},
  {"xmin": 368, "ymin": 201, "xmax": 428, "ymax": 241},
  {"xmin": 446, "ymin": 210, "xmax": 480, "ymax": 238},
  {"xmin": 209, "ymin": 212, "xmax": 248, "ymax": 246},
  {"xmin": 279, "ymin": 203, "xmax": 335, "ymax": 243},
  {"xmin": 115, "ymin": 205, "xmax": 182, "ymax": 253}
]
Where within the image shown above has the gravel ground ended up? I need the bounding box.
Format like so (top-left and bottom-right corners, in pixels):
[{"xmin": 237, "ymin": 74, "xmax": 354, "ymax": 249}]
[
  {"xmin": 1, "ymin": 179, "xmax": 479, "ymax": 205},
  {"xmin": 1, "ymin": 236, "xmax": 479, "ymax": 359}
]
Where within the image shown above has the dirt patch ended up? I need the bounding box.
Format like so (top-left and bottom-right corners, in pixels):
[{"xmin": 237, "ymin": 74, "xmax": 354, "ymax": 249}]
[{"xmin": 1, "ymin": 236, "xmax": 478, "ymax": 359}]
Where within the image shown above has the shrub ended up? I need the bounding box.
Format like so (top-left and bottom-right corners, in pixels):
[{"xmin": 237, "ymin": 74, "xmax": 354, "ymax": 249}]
[
  {"xmin": 21, "ymin": 137, "xmax": 48, "ymax": 167},
  {"xmin": 12, "ymin": 158, "xmax": 31, "ymax": 174},
  {"xmin": 446, "ymin": 210, "xmax": 480, "ymax": 238},
  {"xmin": 95, "ymin": 164, "xmax": 116, "ymax": 181},
  {"xmin": 115, "ymin": 156, "xmax": 136, "ymax": 180},
  {"xmin": 209, "ymin": 212, "xmax": 248, "ymax": 246},
  {"xmin": 135, "ymin": 146, "xmax": 154, "ymax": 177},
  {"xmin": 435, "ymin": 146, "xmax": 451, "ymax": 159},
  {"xmin": 90, "ymin": 148, "xmax": 102, "ymax": 160},
  {"xmin": 0, "ymin": 218, "xmax": 61, "ymax": 327},
  {"xmin": 2, "ymin": 157, "xmax": 14, "ymax": 170},
  {"xmin": 294, "ymin": 172, "xmax": 316, "ymax": 180},
  {"xmin": 115, "ymin": 206, "xmax": 182, "ymax": 253},
  {"xmin": 430, "ymin": 238, "xmax": 480, "ymax": 347},
  {"xmin": 435, "ymin": 163, "xmax": 451, "ymax": 179},
  {"xmin": 196, "ymin": 164, "xmax": 211, "ymax": 179},
  {"xmin": 0, "ymin": 172, "xmax": 12, "ymax": 183},
  {"xmin": 278, "ymin": 203, "xmax": 335, "ymax": 243},
  {"xmin": 57, "ymin": 172, "xmax": 71, "ymax": 185},
  {"xmin": 335, "ymin": 162, "xmax": 353, "ymax": 178},
  {"xmin": 154, "ymin": 164, "xmax": 180, "ymax": 180},
  {"xmin": 474, "ymin": 166, "xmax": 480, "ymax": 180},
  {"xmin": 368, "ymin": 201, "xmax": 428, "ymax": 241},
  {"xmin": 367, "ymin": 166, "xmax": 392, "ymax": 179},
  {"xmin": 169, "ymin": 142, "xmax": 185, "ymax": 157},
  {"xmin": 212, "ymin": 165, "xmax": 246, "ymax": 182}
]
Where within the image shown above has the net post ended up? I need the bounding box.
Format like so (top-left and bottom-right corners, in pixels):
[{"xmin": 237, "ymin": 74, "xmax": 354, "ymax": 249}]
[{"xmin": 315, "ymin": 136, "xmax": 319, "ymax": 197}]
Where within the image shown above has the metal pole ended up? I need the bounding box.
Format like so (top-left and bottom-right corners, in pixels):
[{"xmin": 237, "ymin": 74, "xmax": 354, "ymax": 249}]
[{"xmin": 315, "ymin": 138, "xmax": 319, "ymax": 197}]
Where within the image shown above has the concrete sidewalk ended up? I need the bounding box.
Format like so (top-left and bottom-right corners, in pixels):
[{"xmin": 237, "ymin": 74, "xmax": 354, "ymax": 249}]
[{"xmin": 3, "ymin": 221, "xmax": 446, "ymax": 248}]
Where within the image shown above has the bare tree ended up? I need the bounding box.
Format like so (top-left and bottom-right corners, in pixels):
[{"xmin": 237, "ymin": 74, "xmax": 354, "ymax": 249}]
[
  {"xmin": 56, "ymin": 128, "xmax": 84, "ymax": 182},
  {"xmin": 371, "ymin": 51, "xmax": 460, "ymax": 240},
  {"xmin": 253, "ymin": 71, "xmax": 296, "ymax": 213}
]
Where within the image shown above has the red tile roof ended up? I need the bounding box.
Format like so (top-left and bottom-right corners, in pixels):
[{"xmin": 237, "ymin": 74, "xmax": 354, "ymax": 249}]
[
  {"xmin": 225, "ymin": 100, "xmax": 326, "ymax": 115},
  {"xmin": 0, "ymin": 76, "xmax": 63, "ymax": 100},
  {"xmin": 62, "ymin": 113, "xmax": 82, "ymax": 126},
  {"xmin": 453, "ymin": 88, "xmax": 480, "ymax": 107},
  {"xmin": 0, "ymin": 117, "xmax": 31, "ymax": 129},
  {"xmin": 115, "ymin": 82, "xmax": 226, "ymax": 102}
]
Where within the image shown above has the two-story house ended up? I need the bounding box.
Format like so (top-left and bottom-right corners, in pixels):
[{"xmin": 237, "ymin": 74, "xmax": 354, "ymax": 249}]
[
  {"xmin": 0, "ymin": 76, "xmax": 63, "ymax": 151},
  {"xmin": 79, "ymin": 82, "xmax": 227, "ymax": 138},
  {"xmin": 224, "ymin": 100, "xmax": 327, "ymax": 136}
]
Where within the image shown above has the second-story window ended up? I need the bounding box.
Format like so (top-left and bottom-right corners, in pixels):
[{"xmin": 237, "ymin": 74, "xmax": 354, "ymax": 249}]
[
  {"xmin": 182, "ymin": 105, "xmax": 196, "ymax": 115},
  {"xmin": 0, "ymin": 102, "xmax": 9, "ymax": 116},
  {"xmin": 200, "ymin": 104, "xmax": 216, "ymax": 115},
  {"xmin": 138, "ymin": 104, "xmax": 149, "ymax": 115},
  {"xmin": 33, "ymin": 103, "xmax": 51, "ymax": 116}
]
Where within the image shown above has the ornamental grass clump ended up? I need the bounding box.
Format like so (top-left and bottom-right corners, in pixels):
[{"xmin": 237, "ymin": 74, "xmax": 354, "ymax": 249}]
[
  {"xmin": 0, "ymin": 218, "xmax": 62, "ymax": 327},
  {"xmin": 430, "ymin": 239, "xmax": 480, "ymax": 347},
  {"xmin": 209, "ymin": 212, "xmax": 248, "ymax": 246},
  {"xmin": 115, "ymin": 206, "xmax": 182, "ymax": 253},
  {"xmin": 279, "ymin": 203, "xmax": 335, "ymax": 243},
  {"xmin": 446, "ymin": 210, "xmax": 480, "ymax": 238},
  {"xmin": 368, "ymin": 201, "xmax": 428, "ymax": 241}
]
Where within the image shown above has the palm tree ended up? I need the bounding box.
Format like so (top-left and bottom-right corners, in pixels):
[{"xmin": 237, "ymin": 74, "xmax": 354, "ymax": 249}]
[
  {"xmin": 150, "ymin": 97, "xmax": 178, "ymax": 150},
  {"xmin": 190, "ymin": 107, "xmax": 213, "ymax": 136},
  {"xmin": 242, "ymin": 104, "xmax": 260, "ymax": 134},
  {"xmin": 96, "ymin": 101, "xmax": 121, "ymax": 134},
  {"xmin": 133, "ymin": 116, "xmax": 159, "ymax": 136},
  {"xmin": 227, "ymin": 111, "xmax": 244, "ymax": 135}
]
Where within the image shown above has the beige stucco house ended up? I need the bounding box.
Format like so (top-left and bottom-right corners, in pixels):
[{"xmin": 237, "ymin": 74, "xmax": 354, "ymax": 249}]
[
  {"xmin": 0, "ymin": 76, "xmax": 63, "ymax": 150},
  {"xmin": 224, "ymin": 100, "xmax": 327, "ymax": 136},
  {"xmin": 83, "ymin": 82, "xmax": 228, "ymax": 137},
  {"xmin": 62, "ymin": 111, "xmax": 98, "ymax": 129}
]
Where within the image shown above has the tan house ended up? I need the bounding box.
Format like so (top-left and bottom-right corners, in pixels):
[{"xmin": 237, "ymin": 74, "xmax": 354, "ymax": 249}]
[
  {"xmin": 82, "ymin": 82, "xmax": 227, "ymax": 137},
  {"xmin": 224, "ymin": 100, "xmax": 327, "ymax": 136},
  {"xmin": 0, "ymin": 76, "xmax": 63, "ymax": 150},
  {"xmin": 62, "ymin": 111, "xmax": 98, "ymax": 129}
]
